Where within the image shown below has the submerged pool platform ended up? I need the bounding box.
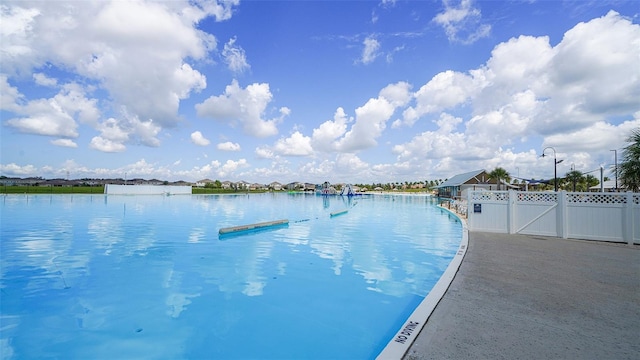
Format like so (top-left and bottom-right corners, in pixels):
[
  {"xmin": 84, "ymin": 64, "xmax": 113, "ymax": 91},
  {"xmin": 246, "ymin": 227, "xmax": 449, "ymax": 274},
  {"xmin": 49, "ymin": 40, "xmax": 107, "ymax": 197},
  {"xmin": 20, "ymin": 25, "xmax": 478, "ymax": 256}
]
[
  {"xmin": 329, "ymin": 208, "xmax": 349, "ymax": 217},
  {"xmin": 219, "ymin": 219, "xmax": 289, "ymax": 235}
]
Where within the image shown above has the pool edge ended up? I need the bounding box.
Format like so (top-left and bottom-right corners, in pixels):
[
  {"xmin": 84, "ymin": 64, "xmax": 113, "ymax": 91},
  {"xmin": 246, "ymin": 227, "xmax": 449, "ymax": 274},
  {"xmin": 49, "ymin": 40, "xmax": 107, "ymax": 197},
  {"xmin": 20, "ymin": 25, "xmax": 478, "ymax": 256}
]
[{"xmin": 375, "ymin": 206, "xmax": 469, "ymax": 360}]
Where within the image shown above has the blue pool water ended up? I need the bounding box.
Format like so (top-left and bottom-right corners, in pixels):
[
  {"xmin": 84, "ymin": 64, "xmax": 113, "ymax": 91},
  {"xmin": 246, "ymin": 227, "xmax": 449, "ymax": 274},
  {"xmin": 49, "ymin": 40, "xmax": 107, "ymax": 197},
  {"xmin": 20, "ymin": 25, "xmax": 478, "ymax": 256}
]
[{"xmin": 0, "ymin": 193, "xmax": 462, "ymax": 359}]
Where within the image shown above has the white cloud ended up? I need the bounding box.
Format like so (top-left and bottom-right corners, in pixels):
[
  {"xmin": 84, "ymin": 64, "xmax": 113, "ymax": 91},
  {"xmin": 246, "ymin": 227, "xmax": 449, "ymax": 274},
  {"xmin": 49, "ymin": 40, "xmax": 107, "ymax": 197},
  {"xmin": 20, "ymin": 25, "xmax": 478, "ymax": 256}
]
[
  {"xmin": 403, "ymin": 10, "xmax": 639, "ymax": 169},
  {"xmin": 0, "ymin": 163, "xmax": 38, "ymax": 176},
  {"xmin": 191, "ymin": 131, "xmax": 211, "ymax": 146},
  {"xmin": 402, "ymin": 70, "xmax": 480, "ymax": 126},
  {"xmin": 311, "ymin": 107, "xmax": 350, "ymax": 152},
  {"xmin": 255, "ymin": 146, "xmax": 275, "ymax": 159},
  {"xmin": 0, "ymin": 75, "xmax": 22, "ymax": 112},
  {"xmin": 0, "ymin": 0, "xmax": 236, "ymax": 129},
  {"xmin": 535, "ymin": 11, "xmax": 640, "ymax": 134},
  {"xmin": 307, "ymin": 82, "xmax": 413, "ymax": 153},
  {"xmin": 196, "ymin": 79, "xmax": 286, "ymax": 137},
  {"xmin": 544, "ymin": 118, "xmax": 640, "ymax": 153},
  {"xmin": 433, "ymin": 0, "xmax": 491, "ymax": 44},
  {"xmin": 51, "ymin": 139, "xmax": 77, "ymax": 148},
  {"xmin": 360, "ymin": 35, "xmax": 380, "ymax": 64},
  {"xmin": 336, "ymin": 96, "xmax": 396, "ymax": 152},
  {"xmin": 89, "ymin": 136, "xmax": 126, "ymax": 153},
  {"xmin": 217, "ymin": 141, "xmax": 241, "ymax": 151},
  {"xmin": 3, "ymin": 83, "xmax": 100, "ymax": 138},
  {"xmin": 33, "ymin": 72, "xmax": 57, "ymax": 87},
  {"xmin": 273, "ymin": 131, "xmax": 313, "ymax": 156},
  {"xmin": 90, "ymin": 114, "xmax": 161, "ymax": 153},
  {"xmin": 222, "ymin": 36, "xmax": 250, "ymax": 73},
  {"xmin": 217, "ymin": 159, "xmax": 249, "ymax": 178},
  {"xmin": 0, "ymin": 5, "xmax": 41, "ymax": 75},
  {"xmin": 6, "ymin": 100, "xmax": 78, "ymax": 138},
  {"xmin": 379, "ymin": 81, "xmax": 412, "ymax": 107}
]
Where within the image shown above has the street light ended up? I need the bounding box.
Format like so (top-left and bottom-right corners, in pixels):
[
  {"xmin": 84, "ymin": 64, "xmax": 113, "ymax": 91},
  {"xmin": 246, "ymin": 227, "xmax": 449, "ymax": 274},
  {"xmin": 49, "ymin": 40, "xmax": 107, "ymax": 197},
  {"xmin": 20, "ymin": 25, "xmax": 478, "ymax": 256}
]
[
  {"xmin": 610, "ymin": 149, "xmax": 618, "ymax": 192},
  {"xmin": 541, "ymin": 147, "xmax": 563, "ymax": 192}
]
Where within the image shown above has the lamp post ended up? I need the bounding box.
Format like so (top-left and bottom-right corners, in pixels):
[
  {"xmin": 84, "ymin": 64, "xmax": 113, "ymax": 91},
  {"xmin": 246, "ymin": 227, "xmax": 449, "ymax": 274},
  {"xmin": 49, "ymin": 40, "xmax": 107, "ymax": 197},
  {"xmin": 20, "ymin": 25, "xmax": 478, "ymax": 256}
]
[
  {"xmin": 541, "ymin": 147, "xmax": 563, "ymax": 192},
  {"xmin": 610, "ymin": 149, "xmax": 617, "ymax": 192}
]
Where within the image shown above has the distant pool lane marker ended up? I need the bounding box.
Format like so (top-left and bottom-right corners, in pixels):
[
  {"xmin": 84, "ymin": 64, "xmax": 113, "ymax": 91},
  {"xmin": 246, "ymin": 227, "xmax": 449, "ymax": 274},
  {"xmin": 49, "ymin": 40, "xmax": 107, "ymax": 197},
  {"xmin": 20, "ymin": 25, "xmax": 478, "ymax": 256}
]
[{"xmin": 219, "ymin": 219, "xmax": 289, "ymax": 235}]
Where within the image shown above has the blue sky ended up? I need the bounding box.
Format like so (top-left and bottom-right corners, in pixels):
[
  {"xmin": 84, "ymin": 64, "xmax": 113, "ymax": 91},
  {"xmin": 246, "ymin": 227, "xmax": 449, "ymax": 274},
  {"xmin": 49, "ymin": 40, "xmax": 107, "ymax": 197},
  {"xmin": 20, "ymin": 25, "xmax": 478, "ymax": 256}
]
[{"xmin": 1, "ymin": 0, "xmax": 639, "ymax": 184}]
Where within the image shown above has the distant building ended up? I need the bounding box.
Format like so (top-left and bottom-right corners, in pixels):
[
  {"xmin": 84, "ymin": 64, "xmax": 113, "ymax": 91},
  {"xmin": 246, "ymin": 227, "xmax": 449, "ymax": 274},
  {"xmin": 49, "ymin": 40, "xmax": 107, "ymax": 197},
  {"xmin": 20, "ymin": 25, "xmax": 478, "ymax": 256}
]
[{"xmin": 435, "ymin": 169, "xmax": 508, "ymax": 199}]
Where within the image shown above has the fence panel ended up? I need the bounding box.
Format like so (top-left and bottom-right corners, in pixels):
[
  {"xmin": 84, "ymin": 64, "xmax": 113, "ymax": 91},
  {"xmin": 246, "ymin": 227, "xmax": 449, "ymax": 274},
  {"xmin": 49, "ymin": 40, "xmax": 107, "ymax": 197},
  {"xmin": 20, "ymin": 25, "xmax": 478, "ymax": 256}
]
[
  {"xmin": 467, "ymin": 192, "xmax": 508, "ymax": 233},
  {"xmin": 467, "ymin": 190, "xmax": 638, "ymax": 244}
]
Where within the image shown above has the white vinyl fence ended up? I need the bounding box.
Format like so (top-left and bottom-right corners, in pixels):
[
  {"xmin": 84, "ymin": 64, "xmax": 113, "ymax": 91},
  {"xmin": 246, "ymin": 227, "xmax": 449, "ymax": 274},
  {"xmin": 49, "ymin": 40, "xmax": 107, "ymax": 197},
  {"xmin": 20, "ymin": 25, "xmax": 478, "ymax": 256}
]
[{"xmin": 466, "ymin": 190, "xmax": 639, "ymax": 245}]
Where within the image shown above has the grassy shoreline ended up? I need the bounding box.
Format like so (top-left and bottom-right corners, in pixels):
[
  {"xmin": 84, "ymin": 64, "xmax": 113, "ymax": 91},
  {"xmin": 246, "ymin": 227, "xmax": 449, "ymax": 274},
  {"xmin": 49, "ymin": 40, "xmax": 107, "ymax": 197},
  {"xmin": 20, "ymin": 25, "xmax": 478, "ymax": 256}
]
[
  {"xmin": 1, "ymin": 186, "xmax": 433, "ymax": 195},
  {"xmin": 0, "ymin": 186, "xmax": 267, "ymax": 194}
]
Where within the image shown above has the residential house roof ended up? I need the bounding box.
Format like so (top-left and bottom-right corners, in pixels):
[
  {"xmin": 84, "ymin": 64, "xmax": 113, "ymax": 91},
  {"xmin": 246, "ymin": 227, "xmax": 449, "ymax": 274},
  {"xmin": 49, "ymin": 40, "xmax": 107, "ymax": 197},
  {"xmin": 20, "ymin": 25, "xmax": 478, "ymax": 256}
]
[{"xmin": 435, "ymin": 169, "xmax": 486, "ymax": 188}]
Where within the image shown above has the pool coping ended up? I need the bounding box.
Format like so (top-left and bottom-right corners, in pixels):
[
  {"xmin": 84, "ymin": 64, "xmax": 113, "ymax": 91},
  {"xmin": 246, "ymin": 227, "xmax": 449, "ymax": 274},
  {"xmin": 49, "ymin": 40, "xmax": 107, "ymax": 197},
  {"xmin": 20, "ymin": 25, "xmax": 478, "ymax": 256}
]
[{"xmin": 376, "ymin": 206, "xmax": 469, "ymax": 360}]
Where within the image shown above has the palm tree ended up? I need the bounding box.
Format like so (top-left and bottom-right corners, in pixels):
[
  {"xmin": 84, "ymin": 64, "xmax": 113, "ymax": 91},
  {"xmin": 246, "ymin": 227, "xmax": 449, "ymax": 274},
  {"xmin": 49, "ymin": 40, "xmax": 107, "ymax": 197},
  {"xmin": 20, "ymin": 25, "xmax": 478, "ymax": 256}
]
[
  {"xmin": 585, "ymin": 174, "xmax": 599, "ymax": 191},
  {"xmin": 488, "ymin": 167, "xmax": 511, "ymax": 190},
  {"xmin": 564, "ymin": 170, "xmax": 584, "ymax": 192},
  {"xmin": 619, "ymin": 128, "xmax": 640, "ymax": 192}
]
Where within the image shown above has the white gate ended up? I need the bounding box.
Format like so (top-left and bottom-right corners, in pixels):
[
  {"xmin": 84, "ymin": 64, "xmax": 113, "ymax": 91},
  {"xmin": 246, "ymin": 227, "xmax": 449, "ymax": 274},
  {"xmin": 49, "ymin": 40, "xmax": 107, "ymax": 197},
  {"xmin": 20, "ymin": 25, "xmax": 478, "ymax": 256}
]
[{"xmin": 466, "ymin": 190, "xmax": 639, "ymax": 244}]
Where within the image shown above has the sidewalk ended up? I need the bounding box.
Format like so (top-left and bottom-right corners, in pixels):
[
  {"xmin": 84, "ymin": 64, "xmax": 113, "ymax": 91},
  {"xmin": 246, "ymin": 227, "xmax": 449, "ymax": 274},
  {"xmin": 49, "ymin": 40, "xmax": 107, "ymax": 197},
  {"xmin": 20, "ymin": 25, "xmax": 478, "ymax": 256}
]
[{"xmin": 404, "ymin": 232, "xmax": 640, "ymax": 360}]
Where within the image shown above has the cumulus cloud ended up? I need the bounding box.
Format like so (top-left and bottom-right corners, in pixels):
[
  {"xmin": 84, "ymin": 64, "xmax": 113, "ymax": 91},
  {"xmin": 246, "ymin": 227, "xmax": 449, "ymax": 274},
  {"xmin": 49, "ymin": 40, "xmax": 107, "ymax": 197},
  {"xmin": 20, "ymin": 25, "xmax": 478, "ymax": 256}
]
[
  {"xmin": 273, "ymin": 131, "xmax": 314, "ymax": 156},
  {"xmin": 255, "ymin": 146, "xmax": 275, "ymax": 159},
  {"xmin": 191, "ymin": 131, "xmax": 211, "ymax": 146},
  {"xmin": 335, "ymin": 96, "xmax": 395, "ymax": 152},
  {"xmin": 1, "ymin": 0, "xmax": 239, "ymax": 137},
  {"xmin": 0, "ymin": 163, "xmax": 38, "ymax": 176},
  {"xmin": 379, "ymin": 81, "xmax": 412, "ymax": 107},
  {"xmin": 403, "ymin": 11, "xmax": 639, "ymax": 156},
  {"xmin": 433, "ymin": 0, "xmax": 491, "ymax": 44},
  {"xmin": 222, "ymin": 36, "xmax": 250, "ymax": 73},
  {"xmin": 0, "ymin": 75, "xmax": 22, "ymax": 112},
  {"xmin": 402, "ymin": 70, "xmax": 480, "ymax": 126},
  {"xmin": 217, "ymin": 158, "xmax": 249, "ymax": 178},
  {"xmin": 196, "ymin": 79, "xmax": 288, "ymax": 137},
  {"xmin": 4, "ymin": 84, "xmax": 99, "ymax": 138},
  {"xmin": 217, "ymin": 141, "xmax": 241, "ymax": 151},
  {"xmin": 307, "ymin": 82, "xmax": 410, "ymax": 154},
  {"xmin": 311, "ymin": 107, "xmax": 351, "ymax": 152},
  {"xmin": 90, "ymin": 114, "xmax": 161, "ymax": 153},
  {"xmin": 535, "ymin": 11, "xmax": 640, "ymax": 134},
  {"xmin": 0, "ymin": 0, "xmax": 247, "ymax": 166}
]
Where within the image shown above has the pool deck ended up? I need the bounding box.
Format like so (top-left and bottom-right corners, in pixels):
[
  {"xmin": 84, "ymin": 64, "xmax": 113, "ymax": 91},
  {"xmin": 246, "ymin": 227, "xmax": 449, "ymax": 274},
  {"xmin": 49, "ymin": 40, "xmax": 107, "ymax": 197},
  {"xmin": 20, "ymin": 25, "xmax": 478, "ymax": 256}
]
[{"xmin": 403, "ymin": 231, "xmax": 640, "ymax": 360}]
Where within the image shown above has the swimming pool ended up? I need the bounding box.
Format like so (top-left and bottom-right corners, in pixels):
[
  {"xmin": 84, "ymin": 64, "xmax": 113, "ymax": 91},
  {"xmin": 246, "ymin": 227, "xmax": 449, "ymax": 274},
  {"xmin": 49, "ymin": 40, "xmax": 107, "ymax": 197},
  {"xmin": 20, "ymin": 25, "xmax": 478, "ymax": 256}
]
[{"xmin": 0, "ymin": 193, "xmax": 462, "ymax": 359}]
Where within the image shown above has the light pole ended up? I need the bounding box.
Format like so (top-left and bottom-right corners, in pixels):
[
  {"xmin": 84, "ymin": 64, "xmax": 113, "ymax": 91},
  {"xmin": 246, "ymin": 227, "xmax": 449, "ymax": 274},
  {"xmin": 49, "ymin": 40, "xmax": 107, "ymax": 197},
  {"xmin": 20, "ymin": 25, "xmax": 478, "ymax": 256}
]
[
  {"xmin": 541, "ymin": 147, "xmax": 563, "ymax": 192},
  {"xmin": 610, "ymin": 149, "xmax": 617, "ymax": 192}
]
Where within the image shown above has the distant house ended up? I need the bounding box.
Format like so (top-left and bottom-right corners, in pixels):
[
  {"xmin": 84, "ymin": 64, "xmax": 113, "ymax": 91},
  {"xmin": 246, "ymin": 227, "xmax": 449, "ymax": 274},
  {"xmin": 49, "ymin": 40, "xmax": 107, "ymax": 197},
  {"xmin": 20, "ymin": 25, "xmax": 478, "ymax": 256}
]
[
  {"xmin": 286, "ymin": 182, "xmax": 304, "ymax": 191},
  {"xmin": 436, "ymin": 169, "xmax": 506, "ymax": 199},
  {"xmin": 249, "ymin": 183, "xmax": 266, "ymax": 191},
  {"xmin": 235, "ymin": 181, "xmax": 249, "ymax": 190},
  {"xmin": 589, "ymin": 180, "xmax": 621, "ymax": 192},
  {"xmin": 269, "ymin": 182, "xmax": 283, "ymax": 191},
  {"xmin": 195, "ymin": 179, "xmax": 215, "ymax": 187}
]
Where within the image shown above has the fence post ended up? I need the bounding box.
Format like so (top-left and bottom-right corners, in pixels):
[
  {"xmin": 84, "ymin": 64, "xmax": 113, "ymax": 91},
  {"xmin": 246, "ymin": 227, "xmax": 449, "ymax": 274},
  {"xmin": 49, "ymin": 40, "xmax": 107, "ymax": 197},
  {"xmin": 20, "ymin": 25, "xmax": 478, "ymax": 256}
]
[
  {"xmin": 557, "ymin": 191, "xmax": 568, "ymax": 239},
  {"xmin": 508, "ymin": 190, "xmax": 516, "ymax": 234},
  {"xmin": 623, "ymin": 191, "xmax": 633, "ymax": 245}
]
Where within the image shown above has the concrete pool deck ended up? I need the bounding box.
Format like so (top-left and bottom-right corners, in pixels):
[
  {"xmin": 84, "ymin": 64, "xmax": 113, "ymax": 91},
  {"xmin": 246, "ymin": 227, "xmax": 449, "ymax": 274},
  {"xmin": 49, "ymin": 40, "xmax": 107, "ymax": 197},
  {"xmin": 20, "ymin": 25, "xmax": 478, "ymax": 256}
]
[{"xmin": 403, "ymin": 232, "xmax": 640, "ymax": 360}]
